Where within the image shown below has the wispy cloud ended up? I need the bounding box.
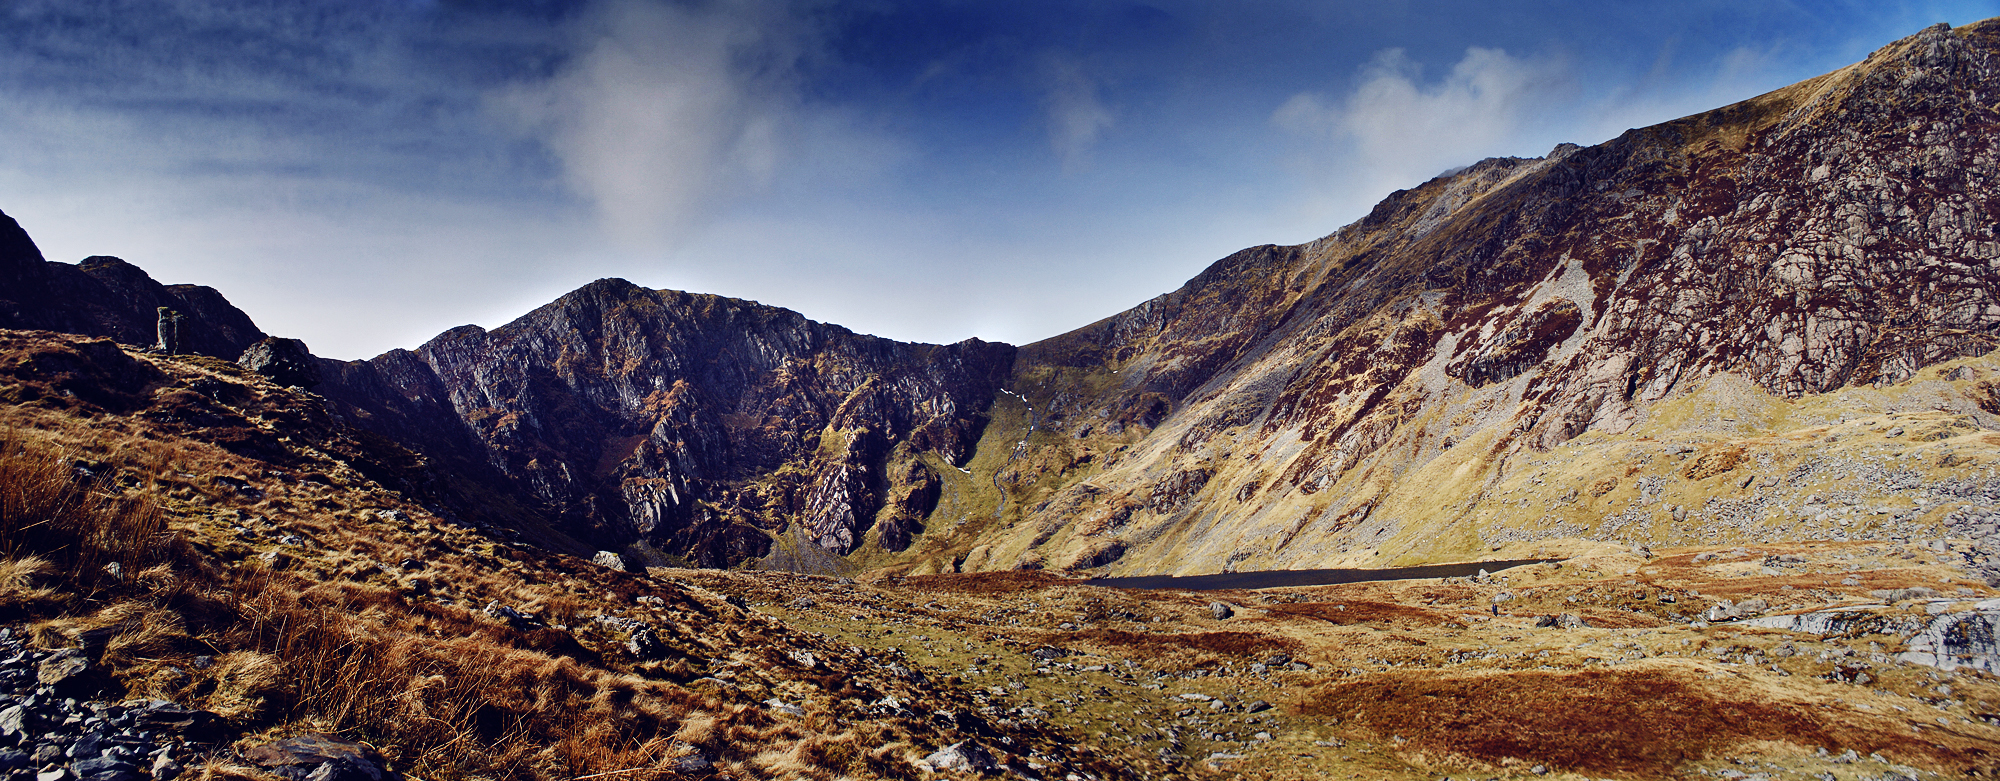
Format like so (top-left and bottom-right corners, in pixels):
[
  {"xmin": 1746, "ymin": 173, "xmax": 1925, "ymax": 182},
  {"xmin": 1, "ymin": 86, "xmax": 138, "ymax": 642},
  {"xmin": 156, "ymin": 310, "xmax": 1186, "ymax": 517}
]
[
  {"xmin": 493, "ymin": 0, "xmax": 812, "ymax": 249},
  {"xmin": 1038, "ymin": 54, "xmax": 1114, "ymax": 170},
  {"xmin": 1274, "ymin": 46, "xmax": 1575, "ymax": 207}
]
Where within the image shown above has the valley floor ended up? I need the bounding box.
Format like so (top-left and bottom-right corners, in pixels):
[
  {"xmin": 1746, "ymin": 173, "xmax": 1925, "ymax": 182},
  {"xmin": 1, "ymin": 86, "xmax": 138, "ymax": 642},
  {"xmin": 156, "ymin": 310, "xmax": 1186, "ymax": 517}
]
[{"xmin": 682, "ymin": 540, "xmax": 2000, "ymax": 781}]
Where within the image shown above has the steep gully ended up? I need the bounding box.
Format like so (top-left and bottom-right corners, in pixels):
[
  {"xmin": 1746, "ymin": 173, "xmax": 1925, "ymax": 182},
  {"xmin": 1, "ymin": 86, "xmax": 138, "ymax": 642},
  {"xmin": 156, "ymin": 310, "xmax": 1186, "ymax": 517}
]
[{"xmin": 990, "ymin": 387, "xmax": 1040, "ymax": 521}]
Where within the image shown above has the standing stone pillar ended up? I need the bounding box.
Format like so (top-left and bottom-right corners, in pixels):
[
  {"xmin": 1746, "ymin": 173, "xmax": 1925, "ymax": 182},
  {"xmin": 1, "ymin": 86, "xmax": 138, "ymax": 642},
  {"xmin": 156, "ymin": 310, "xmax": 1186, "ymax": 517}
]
[{"xmin": 155, "ymin": 307, "xmax": 183, "ymax": 354}]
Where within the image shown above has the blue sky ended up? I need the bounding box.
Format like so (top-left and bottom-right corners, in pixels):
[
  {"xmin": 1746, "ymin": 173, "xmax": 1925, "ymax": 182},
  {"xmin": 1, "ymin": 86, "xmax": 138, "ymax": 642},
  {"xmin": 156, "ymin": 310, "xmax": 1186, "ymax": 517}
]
[{"xmin": 2, "ymin": 1, "xmax": 1995, "ymax": 359}]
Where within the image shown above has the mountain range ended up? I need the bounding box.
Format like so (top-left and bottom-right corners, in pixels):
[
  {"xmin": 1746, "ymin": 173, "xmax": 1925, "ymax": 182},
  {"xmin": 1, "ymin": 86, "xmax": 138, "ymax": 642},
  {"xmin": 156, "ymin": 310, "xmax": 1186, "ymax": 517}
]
[
  {"xmin": 9, "ymin": 18, "xmax": 2000, "ymax": 781},
  {"xmin": 5, "ymin": 20, "xmax": 1999, "ymax": 584}
]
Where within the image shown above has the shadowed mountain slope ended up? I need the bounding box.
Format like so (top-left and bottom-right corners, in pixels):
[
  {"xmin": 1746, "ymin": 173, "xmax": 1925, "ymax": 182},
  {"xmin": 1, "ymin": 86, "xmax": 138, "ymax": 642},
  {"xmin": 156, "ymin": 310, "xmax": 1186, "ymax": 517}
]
[{"xmin": 0, "ymin": 210, "xmax": 267, "ymax": 359}]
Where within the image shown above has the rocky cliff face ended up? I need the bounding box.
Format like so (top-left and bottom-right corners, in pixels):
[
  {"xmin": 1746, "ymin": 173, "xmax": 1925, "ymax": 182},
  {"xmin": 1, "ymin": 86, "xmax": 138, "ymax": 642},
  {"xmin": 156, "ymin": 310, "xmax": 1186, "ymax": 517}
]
[
  {"xmin": 0, "ymin": 210, "xmax": 267, "ymax": 359},
  {"xmin": 911, "ymin": 20, "xmax": 2000, "ymax": 576},
  {"xmin": 316, "ymin": 279, "xmax": 1015, "ymax": 567}
]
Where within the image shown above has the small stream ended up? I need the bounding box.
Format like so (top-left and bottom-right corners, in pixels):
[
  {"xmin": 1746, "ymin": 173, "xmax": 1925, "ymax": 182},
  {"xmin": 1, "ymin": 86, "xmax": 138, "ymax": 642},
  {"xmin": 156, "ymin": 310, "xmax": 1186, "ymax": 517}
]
[
  {"xmin": 990, "ymin": 388, "xmax": 1039, "ymax": 520},
  {"xmin": 1082, "ymin": 558, "xmax": 1560, "ymax": 591}
]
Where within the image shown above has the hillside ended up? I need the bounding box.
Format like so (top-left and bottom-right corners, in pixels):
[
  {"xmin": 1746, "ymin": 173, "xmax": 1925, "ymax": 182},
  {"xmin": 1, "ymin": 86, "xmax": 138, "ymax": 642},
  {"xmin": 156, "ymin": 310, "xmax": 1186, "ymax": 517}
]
[
  {"xmin": 897, "ymin": 19, "xmax": 2000, "ymax": 578},
  {"xmin": 6, "ymin": 330, "xmax": 2000, "ymax": 781},
  {"xmin": 7, "ymin": 18, "xmax": 2000, "ymax": 781},
  {"xmin": 4, "ymin": 22, "xmax": 2000, "ymax": 585}
]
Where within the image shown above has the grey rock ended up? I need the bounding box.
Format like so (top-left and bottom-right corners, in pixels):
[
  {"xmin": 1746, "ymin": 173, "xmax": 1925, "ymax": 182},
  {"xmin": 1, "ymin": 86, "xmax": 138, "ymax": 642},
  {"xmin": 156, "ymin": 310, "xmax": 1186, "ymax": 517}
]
[
  {"xmin": 36, "ymin": 650, "xmax": 87, "ymax": 687},
  {"xmin": 133, "ymin": 703, "xmax": 221, "ymax": 739},
  {"xmin": 589, "ymin": 551, "xmax": 627, "ymax": 572},
  {"xmin": 670, "ymin": 754, "xmax": 711, "ymax": 773},
  {"xmin": 0, "ymin": 704, "xmax": 23, "ymax": 736},
  {"xmin": 154, "ymin": 307, "xmax": 182, "ymax": 355},
  {"xmin": 625, "ymin": 626, "xmax": 667, "ymax": 661},
  {"xmin": 236, "ymin": 337, "xmax": 321, "ymax": 389},
  {"xmin": 1869, "ymin": 587, "xmax": 1940, "ymax": 602},
  {"xmin": 71, "ymin": 757, "xmax": 135, "ymax": 777},
  {"xmin": 922, "ymin": 740, "xmax": 997, "ymax": 774},
  {"xmin": 303, "ymin": 757, "xmax": 382, "ymax": 781},
  {"xmin": 762, "ymin": 698, "xmax": 805, "ymax": 718},
  {"xmin": 243, "ymin": 734, "xmax": 392, "ymax": 781},
  {"xmin": 1209, "ymin": 602, "xmax": 1235, "ymax": 620},
  {"xmin": 481, "ymin": 602, "xmax": 543, "ymax": 630},
  {"xmin": 151, "ymin": 753, "xmax": 182, "ymax": 781},
  {"xmin": 1557, "ymin": 613, "xmax": 1588, "ymax": 629}
]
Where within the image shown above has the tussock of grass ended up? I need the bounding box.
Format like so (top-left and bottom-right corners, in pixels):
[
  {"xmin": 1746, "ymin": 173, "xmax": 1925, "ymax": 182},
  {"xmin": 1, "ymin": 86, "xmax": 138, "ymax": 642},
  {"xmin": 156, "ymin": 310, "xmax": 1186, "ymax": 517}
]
[{"xmin": 0, "ymin": 431, "xmax": 173, "ymax": 602}]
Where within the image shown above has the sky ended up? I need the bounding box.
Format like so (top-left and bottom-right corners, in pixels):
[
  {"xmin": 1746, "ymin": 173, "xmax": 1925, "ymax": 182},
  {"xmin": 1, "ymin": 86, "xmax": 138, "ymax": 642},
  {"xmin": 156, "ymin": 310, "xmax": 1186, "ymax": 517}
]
[{"xmin": 2, "ymin": 1, "xmax": 1996, "ymax": 360}]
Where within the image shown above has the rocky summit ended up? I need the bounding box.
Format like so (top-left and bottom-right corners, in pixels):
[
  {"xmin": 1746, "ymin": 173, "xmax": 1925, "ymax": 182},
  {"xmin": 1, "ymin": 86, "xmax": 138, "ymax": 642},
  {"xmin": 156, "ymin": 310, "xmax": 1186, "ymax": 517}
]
[
  {"xmin": 313, "ymin": 279, "xmax": 1016, "ymax": 568},
  {"xmin": 6, "ymin": 18, "xmax": 2000, "ymax": 781}
]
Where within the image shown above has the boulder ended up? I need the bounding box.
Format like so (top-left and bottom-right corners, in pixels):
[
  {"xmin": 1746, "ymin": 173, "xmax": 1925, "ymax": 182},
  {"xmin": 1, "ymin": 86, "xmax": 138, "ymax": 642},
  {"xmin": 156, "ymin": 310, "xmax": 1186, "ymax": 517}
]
[
  {"xmin": 1209, "ymin": 602, "xmax": 1235, "ymax": 620},
  {"xmin": 71, "ymin": 756, "xmax": 139, "ymax": 781},
  {"xmin": 921, "ymin": 741, "xmax": 998, "ymax": 774},
  {"xmin": 237, "ymin": 337, "xmax": 321, "ymax": 389},
  {"xmin": 133, "ymin": 702, "xmax": 226, "ymax": 741},
  {"xmin": 482, "ymin": 602, "xmax": 543, "ymax": 630},
  {"xmin": 590, "ymin": 550, "xmax": 628, "ymax": 572},
  {"xmin": 36, "ymin": 649, "xmax": 88, "ymax": 687},
  {"xmin": 243, "ymin": 734, "xmax": 394, "ymax": 781},
  {"xmin": 625, "ymin": 626, "xmax": 668, "ymax": 661},
  {"xmin": 154, "ymin": 307, "xmax": 183, "ymax": 354}
]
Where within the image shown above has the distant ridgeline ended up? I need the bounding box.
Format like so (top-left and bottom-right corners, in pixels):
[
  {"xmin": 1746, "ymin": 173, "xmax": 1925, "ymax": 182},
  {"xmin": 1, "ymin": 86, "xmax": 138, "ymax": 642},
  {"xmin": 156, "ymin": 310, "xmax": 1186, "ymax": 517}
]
[{"xmin": 3, "ymin": 19, "xmax": 1999, "ymax": 577}]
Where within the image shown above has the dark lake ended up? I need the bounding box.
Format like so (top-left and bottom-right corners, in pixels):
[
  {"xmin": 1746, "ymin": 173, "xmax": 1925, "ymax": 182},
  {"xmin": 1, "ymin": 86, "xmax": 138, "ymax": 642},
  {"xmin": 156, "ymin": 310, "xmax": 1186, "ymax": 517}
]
[{"xmin": 1081, "ymin": 558, "xmax": 1561, "ymax": 591}]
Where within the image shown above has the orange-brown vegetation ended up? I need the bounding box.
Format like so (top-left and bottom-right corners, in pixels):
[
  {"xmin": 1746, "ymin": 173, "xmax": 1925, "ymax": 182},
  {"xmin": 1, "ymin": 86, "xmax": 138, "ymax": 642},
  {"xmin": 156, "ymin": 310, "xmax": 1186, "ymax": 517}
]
[
  {"xmin": 1070, "ymin": 628, "xmax": 1300, "ymax": 660},
  {"xmin": 0, "ymin": 333, "xmax": 1122, "ymax": 781},
  {"xmin": 1267, "ymin": 600, "xmax": 1457, "ymax": 628},
  {"xmin": 1301, "ymin": 666, "xmax": 1989, "ymax": 778}
]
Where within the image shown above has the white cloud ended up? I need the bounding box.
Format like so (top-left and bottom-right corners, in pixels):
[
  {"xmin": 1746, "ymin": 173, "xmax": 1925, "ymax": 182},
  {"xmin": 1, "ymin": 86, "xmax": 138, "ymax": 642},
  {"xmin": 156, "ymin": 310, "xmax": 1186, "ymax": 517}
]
[
  {"xmin": 1038, "ymin": 54, "xmax": 1115, "ymax": 170},
  {"xmin": 1273, "ymin": 46, "xmax": 1575, "ymax": 216},
  {"xmin": 493, "ymin": 0, "xmax": 811, "ymax": 249}
]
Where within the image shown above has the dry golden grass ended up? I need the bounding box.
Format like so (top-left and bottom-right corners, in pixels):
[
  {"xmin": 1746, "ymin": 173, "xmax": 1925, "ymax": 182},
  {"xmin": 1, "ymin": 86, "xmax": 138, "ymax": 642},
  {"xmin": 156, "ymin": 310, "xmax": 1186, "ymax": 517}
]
[{"xmin": 0, "ymin": 329, "xmax": 1123, "ymax": 781}]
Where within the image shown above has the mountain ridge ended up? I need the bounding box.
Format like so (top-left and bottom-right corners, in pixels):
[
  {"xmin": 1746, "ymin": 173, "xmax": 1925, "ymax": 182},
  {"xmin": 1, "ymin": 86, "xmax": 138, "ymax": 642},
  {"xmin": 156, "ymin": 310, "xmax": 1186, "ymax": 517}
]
[
  {"xmin": 3, "ymin": 19, "xmax": 1998, "ymax": 576},
  {"xmin": 910, "ymin": 18, "xmax": 2000, "ymax": 577}
]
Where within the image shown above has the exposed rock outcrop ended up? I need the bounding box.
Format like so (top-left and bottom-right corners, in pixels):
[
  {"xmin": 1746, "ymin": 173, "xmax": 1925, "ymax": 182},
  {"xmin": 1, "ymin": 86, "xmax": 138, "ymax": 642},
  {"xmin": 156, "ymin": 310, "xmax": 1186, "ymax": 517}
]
[
  {"xmin": 961, "ymin": 19, "xmax": 2000, "ymax": 576},
  {"xmin": 238, "ymin": 337, "xmax": 321, "ymax": 389},
  {"xmin": 0, "ymin": 211, "xmax": 266, "ymax": 359},
  {"xmin": 315, "ymin": 280, "xmax": 1015, "ymax": 566}
]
